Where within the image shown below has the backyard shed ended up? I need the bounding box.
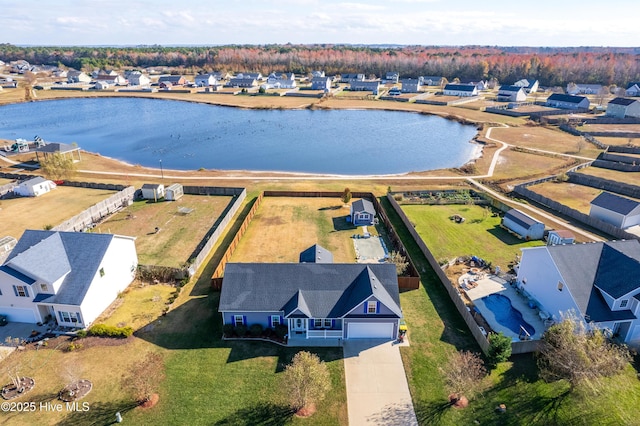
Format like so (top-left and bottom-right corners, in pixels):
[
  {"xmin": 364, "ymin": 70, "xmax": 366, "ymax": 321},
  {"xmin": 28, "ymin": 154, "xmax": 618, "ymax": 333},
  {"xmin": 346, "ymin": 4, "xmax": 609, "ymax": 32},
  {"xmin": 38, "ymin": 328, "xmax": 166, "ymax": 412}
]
[
  {"xmin": 351, "ymin": 199, "xmax": 377, "ymax": 226},
  {"xmin": 589, "ymin": 191, "xmax": 640, "ymax": 229},
  {"xmin": 14, "ymin": 177, "xmax": 56, "ymax": 197},
  {"xmin": 502, "ymin": 209, "xmax": 545, "ymax": 240},
  {"xmin": 141, "ymin": 183, "xmax": 165, "ymax": 202},
  {"xmin": 165, "ymin": 183, "xmax": 184, "ymax": 201}
]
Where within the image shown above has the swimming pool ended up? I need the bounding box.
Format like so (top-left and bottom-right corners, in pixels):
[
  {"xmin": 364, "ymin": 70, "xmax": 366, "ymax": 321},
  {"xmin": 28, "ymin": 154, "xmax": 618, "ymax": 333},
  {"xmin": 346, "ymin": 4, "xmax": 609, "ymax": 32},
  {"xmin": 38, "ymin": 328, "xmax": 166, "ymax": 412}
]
[{"xmin": 481, "ymin": 293, "xmax": 536, "ymax": 337}]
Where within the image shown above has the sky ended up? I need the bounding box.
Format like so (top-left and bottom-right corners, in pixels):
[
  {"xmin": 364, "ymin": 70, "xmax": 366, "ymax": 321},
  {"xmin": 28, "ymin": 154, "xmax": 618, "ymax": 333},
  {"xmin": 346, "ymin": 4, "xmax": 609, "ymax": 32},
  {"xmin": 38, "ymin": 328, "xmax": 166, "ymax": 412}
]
[{"xmin": 2, "ymin": 0, "xmax": 638, "ymax": 47}]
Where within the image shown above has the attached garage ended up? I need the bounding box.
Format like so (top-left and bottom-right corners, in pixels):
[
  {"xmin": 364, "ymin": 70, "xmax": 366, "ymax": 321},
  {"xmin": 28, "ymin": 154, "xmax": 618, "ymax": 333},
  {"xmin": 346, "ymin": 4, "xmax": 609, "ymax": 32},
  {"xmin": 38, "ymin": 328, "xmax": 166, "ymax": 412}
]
[
  {"xmin": 0, "ymin": 307, "xmax": 37, "ymax": 323},
  {"xmin": 347, "ymin": 322, "xmax": 395, "ymax": 339}
]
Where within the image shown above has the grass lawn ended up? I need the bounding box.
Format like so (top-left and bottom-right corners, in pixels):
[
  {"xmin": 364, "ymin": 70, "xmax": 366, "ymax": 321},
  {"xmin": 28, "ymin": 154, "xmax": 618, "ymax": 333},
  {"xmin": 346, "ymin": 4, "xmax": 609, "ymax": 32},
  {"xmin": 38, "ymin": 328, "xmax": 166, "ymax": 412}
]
[
  {"xmin": 490, "ymin": 125, "xmax": 603, "ymax": 159},
  {"xmin": 95, "ymin": 195, "xmax": 232, "ymax": 267},
  {"xmin": 488, "ymin": 148, "xmax": 578, "ymax": 183},
  {"xmin": 401, "ymin": 203, "xmax": 543, "ymax": 268},
  {"xmin": 230, "ymin": 196, "xmax": 358, "ymax": 263},
  {"xmin": 529, "ymin": 181, "xmax": 610, "ymax": 213},
  {"xmin": 577, "ymin": 166, "xmax": 640, "ymax": 187},
  {"xmin": 381, "ymin": 198, "xmax": 640, "ymax": 426},
  {"xmin": 0, "ymin": 185, "xmax": 117, "ymax": 239}
]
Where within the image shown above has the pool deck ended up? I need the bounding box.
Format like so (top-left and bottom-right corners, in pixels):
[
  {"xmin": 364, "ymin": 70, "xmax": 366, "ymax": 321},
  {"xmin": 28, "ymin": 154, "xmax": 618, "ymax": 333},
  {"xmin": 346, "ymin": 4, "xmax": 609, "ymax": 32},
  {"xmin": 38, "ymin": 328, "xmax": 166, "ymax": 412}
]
[{"xmin": 461, "ymin": 273, "xmax": 545, "ymax": 341}]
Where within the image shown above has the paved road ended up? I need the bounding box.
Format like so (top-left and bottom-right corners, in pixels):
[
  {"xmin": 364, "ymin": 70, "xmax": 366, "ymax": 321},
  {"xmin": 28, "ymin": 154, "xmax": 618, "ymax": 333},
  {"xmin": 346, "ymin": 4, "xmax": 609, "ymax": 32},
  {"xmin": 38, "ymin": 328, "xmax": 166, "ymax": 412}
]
[{"xmin": 343, "ymin": 339, "xmax": 418, "ymax": 426}]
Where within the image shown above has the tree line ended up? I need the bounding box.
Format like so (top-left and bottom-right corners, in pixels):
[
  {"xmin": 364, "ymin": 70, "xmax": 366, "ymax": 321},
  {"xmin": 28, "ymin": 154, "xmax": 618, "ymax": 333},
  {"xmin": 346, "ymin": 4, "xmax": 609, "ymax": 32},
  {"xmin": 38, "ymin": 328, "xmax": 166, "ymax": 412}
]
[{"xmin": 1, "ymin": 43, "xmax": 639, "ymax": 87}]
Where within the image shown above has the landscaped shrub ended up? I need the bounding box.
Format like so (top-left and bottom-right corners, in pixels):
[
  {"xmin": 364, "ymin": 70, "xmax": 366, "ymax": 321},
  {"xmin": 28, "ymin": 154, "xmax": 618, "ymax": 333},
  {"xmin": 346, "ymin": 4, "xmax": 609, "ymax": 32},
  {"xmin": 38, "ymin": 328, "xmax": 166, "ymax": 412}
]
[
  {"xmin": 249, "ymin": 324, "xmax": 263, "ymax": 337},
  {"xmin": 88, "ymin": 324, "xmax": 134, "ymax": 338},
  {"xmin": 487, "ymin": 332, "xmax": 512, "ymax": 368},
  {"xmin": 264, "ymin": 327, "xmax": 273, "ymax": 337},
  {"xmin": 75, "ymin": 329, "xmax": 87, "ymax": 339},
  {"xmin": 235, "ymin": 324, "xmax": 248, "ymax": 337},
  {"xmin": 222, "ymin": 324, "xmax": 234, "ymax": 337},
  {"xmin": 274, "ymin": 324, "xmax": 288, "ymax": 339}
]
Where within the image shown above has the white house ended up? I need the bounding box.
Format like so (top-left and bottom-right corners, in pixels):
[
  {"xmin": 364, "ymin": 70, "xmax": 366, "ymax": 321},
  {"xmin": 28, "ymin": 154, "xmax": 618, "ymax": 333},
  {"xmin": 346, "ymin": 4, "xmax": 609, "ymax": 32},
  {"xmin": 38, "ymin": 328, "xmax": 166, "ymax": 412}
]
[
  {"xmin": 567, "ymin": 84, "xmax": 603, "ymax": 95},
  {"xmin": 350, "ymin": 199, "xmax": 377, "ymax": 226},
  {"xmin": 546, "ymin": 230, "xmax": 575, "ymax": 246},
  {"xmin": 501, "ymin": 209, "xmax": 545, "ymax": 240},
  {"xmin": 516, "ymin": 240, "xmax": 640, "ymax": 344},
  {"xmin": 606, "ymin": 97, "xmax": 640, "ymax": 118},
  {"xmin": 0, "ymin": 230, "xmax": 137, "ymax": 326},
  {"xmin": 195, "ymin": 73, "xmax": 219, "ymax": 87},
  {"xmin": 421, "ymin": 76, "xmax": 445, "ymax": 87},
  {"xmin": 514, "ymin": 79, "xmax": 540, "ymax": 93},
  {"xmin": 443, "ymin": 84, "xmax": 478, "ymax": 97},
  {"xmin": 94, "ymin": 81, "xmax": 112, "ymax": 90},
  {"xmin": 625, "ymin": 83, "xmax": 640, "ymax": 97},
  {"xmin": 67, "ymin": 71, "xmax": 91, "ymax": 83},
  {"xmin": 126, "ymin": 71, "xmax": 151, "ymax": 86},
  {"xmin": 545, "ymin": 93, "xmax": 590, "ymax": 110},
  {"xmin": 497, "ymin": 85, "xmax": 527, "ymax": 102},
  {"xmin": 589, "ymin": 192, "xmax": 640, "ymax": 229},
  {"xmin": 350, "ymin": 80, "xmax": 381, "ymax": 93},
  {"xmin": 141, "ymin": 183, "xmax": 165, "ymax": 201},
  {"xmin": 14, "ymin": 177, "xmax": 56, "ymax": 197}
]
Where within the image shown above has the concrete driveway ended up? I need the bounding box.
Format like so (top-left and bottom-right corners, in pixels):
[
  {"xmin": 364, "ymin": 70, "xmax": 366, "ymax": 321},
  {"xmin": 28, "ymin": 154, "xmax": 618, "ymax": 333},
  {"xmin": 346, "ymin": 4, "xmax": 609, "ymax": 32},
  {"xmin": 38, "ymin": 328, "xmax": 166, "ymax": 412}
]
[{"xmin": 343, "ymin": 339, "xmax": 417, "ymax": 425}]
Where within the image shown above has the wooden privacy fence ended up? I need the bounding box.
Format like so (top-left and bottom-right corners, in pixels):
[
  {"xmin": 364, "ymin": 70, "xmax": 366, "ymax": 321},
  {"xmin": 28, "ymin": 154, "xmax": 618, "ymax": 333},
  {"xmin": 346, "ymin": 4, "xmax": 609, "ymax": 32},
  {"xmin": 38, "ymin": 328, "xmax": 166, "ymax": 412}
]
[{"xmin": 211, "ymin": 191, "xmax": 421, "ymax": 291}]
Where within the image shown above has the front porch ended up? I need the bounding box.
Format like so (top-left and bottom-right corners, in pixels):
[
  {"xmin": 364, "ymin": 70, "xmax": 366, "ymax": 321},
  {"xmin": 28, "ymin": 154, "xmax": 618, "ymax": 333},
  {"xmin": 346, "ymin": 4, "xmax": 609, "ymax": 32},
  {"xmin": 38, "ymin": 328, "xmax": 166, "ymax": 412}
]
[{"xmin": 287, "ymin": 317, "xmax": 343, "ymax": 346}]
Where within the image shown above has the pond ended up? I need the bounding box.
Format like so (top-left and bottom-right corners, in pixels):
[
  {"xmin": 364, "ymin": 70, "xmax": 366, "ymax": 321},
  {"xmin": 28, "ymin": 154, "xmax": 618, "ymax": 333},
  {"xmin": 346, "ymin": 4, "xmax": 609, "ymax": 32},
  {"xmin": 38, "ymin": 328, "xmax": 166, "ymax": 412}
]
[{"xmin": 0, "ymin": 98, "xmax": 480, "ymax": 175}]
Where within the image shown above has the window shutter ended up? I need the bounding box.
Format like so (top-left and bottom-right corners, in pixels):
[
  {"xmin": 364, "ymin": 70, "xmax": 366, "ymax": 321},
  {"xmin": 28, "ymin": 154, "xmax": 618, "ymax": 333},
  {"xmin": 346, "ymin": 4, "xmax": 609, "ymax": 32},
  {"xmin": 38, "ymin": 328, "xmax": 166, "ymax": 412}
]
[
  {"xmin": 242, "ymin": 315, "xmax": 246, "ymax": 325},
  {"xmin": 364, "ymin": 303, "xmax": 368, "ymax": 314},
  {"xmin": 77, "ymin": 312, "xmax": 83, "ymax": 324},
  {"xmin": 268, "ymin": 316, "xmax": 272, "ymax": 328},
  {"xmin": 332, "ymin": 319, "xmax": 335, "ymax": 329},
  {"xmin": 13, "ymin": 286, "xmax": 18, "ymax": 296},
  {"xmin": 280, "ymin": 316, "xmax": 283, "ymax": 326},
  {"xmin": 376, "ymin": 302, "xmax": 380, "ymax": 314},
  {"xmin": 24, "ymin": 286, "xmax": 29, "ymax": 297},
  {"xmin": 58, "ymin": 311, "xmax": 64, "ymax": 322}
]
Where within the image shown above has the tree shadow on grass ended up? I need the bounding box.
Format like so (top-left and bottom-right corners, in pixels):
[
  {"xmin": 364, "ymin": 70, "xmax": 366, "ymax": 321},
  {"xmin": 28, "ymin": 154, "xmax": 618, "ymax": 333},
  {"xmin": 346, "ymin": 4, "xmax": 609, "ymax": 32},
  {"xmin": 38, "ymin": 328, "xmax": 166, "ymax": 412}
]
[
  {"xmin": 60, "ymin": 400, "xmax": 139, "ymax": 426},
  {"xmin": 224, "ymin": 342, "xmax": 343, "ymax": 371},
  {"xmin": 413, "ymin": 400, "xmax": 452, "ymax": 425},
  {"xmin": 214, "ymin": 403, "xmax": 294, "ymax": 426}
]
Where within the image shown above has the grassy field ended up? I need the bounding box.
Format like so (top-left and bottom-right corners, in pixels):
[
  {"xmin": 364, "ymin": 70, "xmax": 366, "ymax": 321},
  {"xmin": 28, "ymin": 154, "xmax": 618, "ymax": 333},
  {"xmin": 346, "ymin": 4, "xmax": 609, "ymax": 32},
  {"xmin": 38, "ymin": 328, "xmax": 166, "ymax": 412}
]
[
  {"xmin": 0, "ymin": 185, "xmax": 117, "ymax": 239},
  {"xmin": 95, "ymin": 195, "xmax": 232, "ymax": 267},
  {"xmin": 230, "ymin": 196, "xmax": 359, "ymax": 263},
  {"xmin": 401, "ymin": 203, "xmax": 543, "ymax": 268},
  {"xmin": 595, "ymin": 136, "xmax": 640, "ymax": 147},
  {"xmin": 490, "ymin": 125, "xmax": 603, "ymax": 159},
  {"xmin": 529, "ymin": 181, "xmax": 606, "ymax": 213},
  {"xmin": 381, "ymin": 198, "xmax": 640, "ymax": 426},
  {"xmin": 577, "ymin": 166, "xmax": 640, "ymax": 186},
  {"xmin": 488, "ymin": 148, "xmax": 578, "ymax": 183}
]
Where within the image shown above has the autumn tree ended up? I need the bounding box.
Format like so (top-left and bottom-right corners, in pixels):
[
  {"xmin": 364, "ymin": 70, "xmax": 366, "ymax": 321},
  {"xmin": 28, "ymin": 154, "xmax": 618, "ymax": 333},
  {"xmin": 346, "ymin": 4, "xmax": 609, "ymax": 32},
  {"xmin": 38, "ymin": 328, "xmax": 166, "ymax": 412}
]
[
  {"xmin": 340, "ymin": 187, "xmax": 352, "ymax": 205},
  {"xmin": 537, "ymin": 312, "xmax": 631, "ymax": 392},
  {"xmin": 440, "ymin": 350, "xmax": 486, "ymax": 407},
  {"xmin": 283, "ymin": 351, "xmax": 331, "ymax": 416},
  {"xmin": 387, "ymin": 251, "xmax": 409, "ymax": 276},
  {"xmin": 39, "ymin": 152, "xmax": 76, "ymax": 180}
]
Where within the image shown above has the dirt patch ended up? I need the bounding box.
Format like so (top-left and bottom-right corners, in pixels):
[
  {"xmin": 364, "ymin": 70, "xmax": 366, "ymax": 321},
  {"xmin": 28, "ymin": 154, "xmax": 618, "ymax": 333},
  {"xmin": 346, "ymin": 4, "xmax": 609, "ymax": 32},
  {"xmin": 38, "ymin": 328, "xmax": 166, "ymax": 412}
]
[
  {"xmin": 140, "ymin": 393, "xmax": 160, "ymax": 409},
  {"xmin": 295, "ymin": 403, "xmax": 316, "ymax": 418},
  {"xmin": 59, "ymin": 379, "xmax": 92, "ymax": 402}
]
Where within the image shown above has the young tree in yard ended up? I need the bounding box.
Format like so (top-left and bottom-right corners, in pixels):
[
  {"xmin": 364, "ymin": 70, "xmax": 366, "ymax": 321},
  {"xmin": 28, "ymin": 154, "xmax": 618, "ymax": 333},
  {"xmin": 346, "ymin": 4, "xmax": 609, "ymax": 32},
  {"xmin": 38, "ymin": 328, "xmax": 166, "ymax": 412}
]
[
  {"xmin": 487, "ymin": 332, "xmax": 512, "ymax": 368},
  {"xmin": 124, "ymin": 352, "xmax": 166, "ymax": 406},
  {"xmin": 340, "ymin": 188, "xmax": 352, "ymax": 205},
  {"xmin": 440, "ymin": 350, "xmax": 487, "ymax": 407},
  {"xmin": 576, "ymin": 136, "xmax": 587, "ymax": 153},
  {"xmin": 537, "ymin": 312, "xmax": 631, "ymax": 392},
  {"xmin": 39, "ymin": 152, "xmax": 76, "ymax": 180},
  {"xmin": 387, "ymin": 251, "xmax": 409, "ymax": 276},
  {"xmin": 283, "ymin": 351, "xmax": 330, "ymax": 416}
]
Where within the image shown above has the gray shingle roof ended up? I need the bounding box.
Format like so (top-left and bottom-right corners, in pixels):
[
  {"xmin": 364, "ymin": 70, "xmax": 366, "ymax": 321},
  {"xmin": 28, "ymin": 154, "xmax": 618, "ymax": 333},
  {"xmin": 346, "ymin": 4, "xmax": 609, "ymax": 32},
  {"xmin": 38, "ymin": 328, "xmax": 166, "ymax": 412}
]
[
  {"xmin": 219, "ymin": 263, "xmax": 401, "ymax": 318},
  {"xmin": 444, "ymin": 84, "xmax": 476, "ymax": 91},
  {"xmin": 35, "ymin": 142, "xmax": 79, "ymax": 154},
  {"xmin": 504, "ymin": 209, "xmax": 541, "ymax": 230},
  {"xmin": 498, "ymin": 85, "xmax": 524, "ymax": 93},
  {"xmin": 352, "ymin": 199, "xmax": 375, "ymax": 215},
  {"xmin": 608, "ymin": 97, "xmax": 637, "ymax": 106},
  {"xmin": 591, "ymin": 192, "xmax": 640, "ymax": 215},
  {"xmin": 4, "ymin": 230, "xmax": 114, "ymax": 306},
  {"xmin": 548, "ymin": 240, "xmax": 640, "ymax": 322},
  {"xmin": 547, "ymin": 93, "xmax": 587, "ymax": 103},
  {"xmin": 299, "ymin": 244, "xmax": 333, "ymax": 263}
]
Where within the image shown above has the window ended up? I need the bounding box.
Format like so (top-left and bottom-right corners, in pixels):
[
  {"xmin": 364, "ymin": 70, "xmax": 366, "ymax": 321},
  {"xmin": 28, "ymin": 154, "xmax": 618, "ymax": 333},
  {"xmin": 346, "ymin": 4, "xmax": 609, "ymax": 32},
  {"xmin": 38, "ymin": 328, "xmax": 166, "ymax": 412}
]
[
  {"xmin": 59, "ymin": 311, "xmax": 71, "ymax": 322},
  {"xmin": 620, "ymin": 299, "xmax": 629, "ymax": 308},
  {"xmin": 14, "ymin": 285, "xmax": 28, "ymax": 297},
  {"xmin": 324, "ymin": 318, "xmax": 332, "ymax": 329},
  {"xmin": 234, "ymin": 315, "xmax": 244, "ymax": 326},
  {"xmin": 99, "ymin": 268, "xmax": 105, "ymax": 277},
  {"xmin": 367, "ymin": 301, "xmax": 377, "ymax": 314},
  {"xmin": 271, "ymin": 315, "xmax": 280, "ymax": 326},
  {"xmin": 314, "ymin": 318, "xmax": 322, "ymax": 328},
  {"xmin": 40, "ymin": 283, "xmax": 48, "ymax": 293}
]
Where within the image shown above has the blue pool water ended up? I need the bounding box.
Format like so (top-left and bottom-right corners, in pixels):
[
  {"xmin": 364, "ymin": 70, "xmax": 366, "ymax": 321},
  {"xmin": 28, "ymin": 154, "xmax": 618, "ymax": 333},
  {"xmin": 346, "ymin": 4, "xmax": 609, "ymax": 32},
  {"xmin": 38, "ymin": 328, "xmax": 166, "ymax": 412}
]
[{"xmin": 482, "ymin": 293, "xmax": 536, "ymax": 337}]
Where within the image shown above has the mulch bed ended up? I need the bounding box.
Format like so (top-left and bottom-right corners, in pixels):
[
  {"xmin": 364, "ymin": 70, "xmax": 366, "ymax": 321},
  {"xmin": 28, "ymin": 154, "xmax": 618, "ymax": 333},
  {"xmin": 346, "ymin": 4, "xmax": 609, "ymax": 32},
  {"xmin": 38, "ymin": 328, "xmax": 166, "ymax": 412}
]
[
  {"xmin": 59, "ymin": 379, "xmax": 92, "ymax": 402},
  {"xmin": 2, "ymin": 377, "xmax": 35, "ymax": 400},
  {"xmin": 25, "ymin": 335, "xmax": 133, "ymax": 351}
]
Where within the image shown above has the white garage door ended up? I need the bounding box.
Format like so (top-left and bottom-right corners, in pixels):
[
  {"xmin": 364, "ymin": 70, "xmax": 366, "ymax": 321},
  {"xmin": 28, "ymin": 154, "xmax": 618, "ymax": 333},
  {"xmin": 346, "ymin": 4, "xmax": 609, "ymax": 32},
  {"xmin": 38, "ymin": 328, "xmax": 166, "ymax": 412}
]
[
  {"xmin": 348, "ymin": 322, "xmax": 394, "ymax": 339},
  {"xmin": 0, "ymin": 307, "xmax": 37, "ymax": 323}
]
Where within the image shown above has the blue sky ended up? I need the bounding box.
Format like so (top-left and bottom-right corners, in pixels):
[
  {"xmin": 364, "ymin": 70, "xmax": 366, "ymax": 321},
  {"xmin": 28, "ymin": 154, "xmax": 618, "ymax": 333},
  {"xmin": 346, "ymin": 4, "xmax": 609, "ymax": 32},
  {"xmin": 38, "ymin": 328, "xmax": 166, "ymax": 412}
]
[{"xmin": 2, "ymin": 0, "xmax": 637, "ymax": 47}]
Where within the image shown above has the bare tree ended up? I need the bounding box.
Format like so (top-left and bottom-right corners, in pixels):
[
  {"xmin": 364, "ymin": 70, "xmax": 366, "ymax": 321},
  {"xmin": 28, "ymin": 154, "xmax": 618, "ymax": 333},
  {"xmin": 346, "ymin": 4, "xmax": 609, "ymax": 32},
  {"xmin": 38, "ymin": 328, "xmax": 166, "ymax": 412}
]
[
  {"xmin": 576, "ymin": 136, "xmax": 587, "ymax": 153},
  {"xmin": 283, "ymin": 351, "xmax": 330, "ymax": 415},
  {"xmin": 440, "ymin": 350, "xmax": 486, "ymax": 406},
  {"xmin": 387, "ymin": 251, "xmax": 409, "ymax": 276},
  {"xmin": 537, "ymin": 312, "xmax": 631, "ymax": 393}
]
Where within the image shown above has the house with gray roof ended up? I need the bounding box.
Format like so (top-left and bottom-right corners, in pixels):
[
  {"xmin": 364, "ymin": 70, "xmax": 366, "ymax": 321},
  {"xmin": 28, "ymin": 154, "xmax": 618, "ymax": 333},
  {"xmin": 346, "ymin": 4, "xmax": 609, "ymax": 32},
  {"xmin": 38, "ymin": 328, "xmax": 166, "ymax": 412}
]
[
  {"xmin": 516, "ymin": 240, "xmax": 640, "ymax": 344},
  {"xmin": 443, "ymin": 84, "xmax": 478, "ymax": 97},
  {"xmin": 545, "ymin": 93, "xmax": 590, "ymax": 110},
  {"xmin": 567, "ymin": 83, "xmax": 604, "ymax": 95},
  {"xmin": 590, "ymin": 192, "xmax": 640, "ymax": 229},
  {"xmin": 385, "ymin": 72, "xmax": 399, "ymax": 84},
  {"xmin": 340, "ymin": 73, "xmax": 365, "ymax": 83},
  {"xmin": 502, "ymin": 209, "xmax": 545, "ymax": 240},
  {"xmin": 497, "ymin": 85, "xmax": 527, "ymax": 102},
  {"xmin": 422, "ymin": 76, "xmax": 445, "ymax": 87},
  {"xmin": 0, "ymin": 230, "xmax": 137, "ymax": 326},
  {"xmin": 625, "ymin": 83, "xmax": 640, "ymax": 97},
  {"xmin": 401, "ymin": 78, "xmax": 423, "ymax": 93},
  {"xmin": 311, "ymin": 76, "xmax": 332, "ymax": 91},
  {"xmin": 14, "ymin": 176, "xmax": 56, "ymax": 197},
  {"xmin": 606, "ymin": 97, "xmax": 640, "ymax": 118},
  {"xmin": 513, "ymin": 79, "xmax": 539, "ymax": 93},
  {"xmin": 226, "ymin": 77, "xmax": 258, "ymax": 88},
  {"xmin": 349, "ymin": 80, "xmax": 381, "ymax": 93},
  {"xmin": 219, "ymin": 247, "xmax": 402, "ymax": 344},
  {"xmin": 195, "ymin": 73, "xmax": 219, "ymax": 87},
  {"xmin": 351, "ymin": 199, "xmax": 377, "ymax": 226}
]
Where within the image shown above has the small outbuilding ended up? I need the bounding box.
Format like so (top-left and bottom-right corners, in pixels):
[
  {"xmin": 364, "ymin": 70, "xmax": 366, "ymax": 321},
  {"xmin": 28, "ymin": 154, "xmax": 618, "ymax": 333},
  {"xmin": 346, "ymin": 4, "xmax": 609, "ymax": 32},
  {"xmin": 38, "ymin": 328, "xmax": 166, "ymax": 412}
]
[
  {"xmin": 165, "ymin": 183, "xmax": 184, "ymax": 201},
  {"xmin": 351, "ymin": 199, "xmax": 377, "ymax": 226},
  {"xmin": 501, "ymin": 209, "xmax": 545, "ymax": 240},
  {"xmin": 14, "ymin": 177, "xmax": 56, "ymax": 197},
  {"xmin": 589, "ymin": 191, "xmax": 640, "ymax": 229},
  {"xmin": 141, "ymin": 183, "xmax": 165, "ymax": 202},
  {"xmin": 546, "ymin": 230, "xmax": 575, "ymax": 245},
  {"xmin": 299, "ymin": 244, "xmax": 334, "ymax": 264}
]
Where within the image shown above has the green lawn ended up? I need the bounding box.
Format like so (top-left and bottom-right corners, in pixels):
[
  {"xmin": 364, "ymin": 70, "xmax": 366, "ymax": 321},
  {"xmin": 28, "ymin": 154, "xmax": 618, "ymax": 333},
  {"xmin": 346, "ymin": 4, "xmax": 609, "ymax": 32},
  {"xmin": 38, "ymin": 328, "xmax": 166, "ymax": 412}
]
[
  {"xmin": 381, "ymin": 198, "xmax": 640, "ymax": 426},
  {"xmin": 401, "ymin": 203, "xmax": 544, "ymax": 269}
]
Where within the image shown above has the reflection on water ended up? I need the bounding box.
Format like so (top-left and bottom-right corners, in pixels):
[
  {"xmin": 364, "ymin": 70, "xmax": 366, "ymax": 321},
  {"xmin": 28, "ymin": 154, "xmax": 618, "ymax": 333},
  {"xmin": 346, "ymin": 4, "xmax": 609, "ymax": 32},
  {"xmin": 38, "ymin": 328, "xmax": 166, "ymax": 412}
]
[{"xmin": 0, "ymin": 98, "xmax": 478, "ymax": 174}]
